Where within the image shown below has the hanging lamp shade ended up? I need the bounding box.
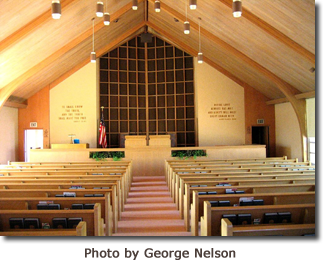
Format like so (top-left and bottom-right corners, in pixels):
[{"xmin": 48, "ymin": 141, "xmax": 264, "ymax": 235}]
[
  {"xmin": 155, "ymin": 1, "xmax": 161, "ymax": 12},
  {"xmin": 189, "ymin": 0, "xmax": 197, "ymax": 10},
  {"xmin": 96, "ymin": 1, "xmax": 104, "ymax": 17},
  {"xmin": 132, "ymin": 0, "xmax": 138, "ymax": 10},
  {"xmin": 91, "ymin": 52, "xmax": 96, "ymax": 63},
  {"xmin": 184, "ymin": 21, "xmax": 190, "ymax": 34},
  {"xmin": 197, "ymin": 53, "xmax": 203, "ymax": 64},
  {"xmin": 233, "ymin": 0, "xmax": 242, "ymax": 18},
  {"xmin": 51, "ymin": 1, "xmax": 61, "ymax": 19},
  {"xmin": 104, "ymin": 13, "xmax": 110, "ymax": 25}
]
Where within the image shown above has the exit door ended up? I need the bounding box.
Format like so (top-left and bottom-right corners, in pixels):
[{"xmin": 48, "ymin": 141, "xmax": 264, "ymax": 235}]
[
  {"xmin": 252, "ymin": 126, "xmax": 270, "ymax": 157},
  {"xmin": 24, "ymin": 129, "xmax": 43, "ymax": 162}
]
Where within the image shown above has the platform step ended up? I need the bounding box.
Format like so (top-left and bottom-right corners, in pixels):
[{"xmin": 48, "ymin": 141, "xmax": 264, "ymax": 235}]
[
  {"xmin": 112, "ymin": 232, "xmax": 191, "ymax": 236},
  {"xmin": 133, "ymin": 176, "xmax": 166, "ymax": 182},
  {"xmin": 131, "ymin": 181, "xmax": 167, "ymax": 187},
  {"xmin": 126, "ymin": 197, "xmax": 173, "ymax": 204},
  {"xmin": 130, "ymin": 186, "xmax": 169, "ymax": 192},
  {"xmin": 128, "ymin": 191, "xmax": 171, "ymax": 198},
  {"xmin": 124, "ymin": 203, "xmax": 176, "ymax": 211},
  {"xmin": 121, "ymin": 210, "xmax": 181, "ymax": 220}
]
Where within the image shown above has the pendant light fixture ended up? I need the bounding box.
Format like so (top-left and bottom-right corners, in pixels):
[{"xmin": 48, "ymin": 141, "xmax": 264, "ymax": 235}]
[
  {"xmin": 197, "ymin": 17, "xmax": 203, "ymax": 64},
  {"xmin": 96, "ymin": 1, "xmax": 104, "ymax": 17},
  {"xmin": 51, "ymin": 1, "xmax": 61, "ymax": 19},
  {"xmin": 155, "ymin": 1, "xmax": 161, "ymax": 13},
  {"xmin": 232, "ymin": 0, "xmax": 242, "ymax": 18},
  {"xmin": 132, "ymin": 0, "xmax": 138, "ymax": 10},
  {"xmin": 184, "ymin": 3, "xmax": 190, "ymax": 34},
  {"xmin": 189, "ymin": 0, "xmax": 197, "ymax": 10},
  {"xmin": 103, "ymin": 0, "xmax": 110, "ymax": 25},
  {"xmin": 91, "ymin": 18, "xmax": 96, "ymax": 63}
]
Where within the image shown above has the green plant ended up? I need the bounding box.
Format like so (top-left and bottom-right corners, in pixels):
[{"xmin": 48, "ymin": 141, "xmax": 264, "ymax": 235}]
[
  {"xmin": 89, "ymin": 151, "xmax": 125, "ymax": 161},
  {"xmin": 171, "ymin": 150, "xmax": 207, "ymax": 160}
]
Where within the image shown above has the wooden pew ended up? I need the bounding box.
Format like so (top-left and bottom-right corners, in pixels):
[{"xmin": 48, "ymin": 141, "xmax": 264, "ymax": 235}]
[
  {"xmin": 0, "ymin": 194, "xmax": 113, "ymax": 236},
  {"xmin": 182, "ymin": 179, "xmax": 315, "ymax": 226},
  {"xmin": 221, "ymin": 218, "xmax": 315, "ymax": 236},
  {"xmin": 0, "ymin": 203, "xmax": 103, "ymax": 236},
  {"xmin": 177, "ymin": 175, "xmax": 315, "ymax": 211},
  {"xmin": 0, "ymin": 181, "xmax": 122, "ymax": 210},
  {"xmin": 200, "ymin": 202, "xmax": 315, "ymax": 236},
  {"xmin": 0, "ymin": 188, "xmax": 118, "ymax": 234},
  {"xmin": 183, "ymin": 183, "xmax": 315, "ymax": 231},
  {"xmin": 165, "ymin": 157, "xmax": 309, "ymax": 185},
  {"xmin": 165, "ymin": 156, "xmax": 292, "ymax": 182},
  {"xmin": 191, "ymin": 191, "xmax": 315, "ymax": 236},
  {"xmin": 0, "ymin": 221, "xmax": 87, "ymax": 236},
  {"xmin": 168, "ymin": 165, "xmax": 315, "ymax": 193},
  {"xmin": 0, "ymin": 172, "xmax": 131, "ymax": 210}
]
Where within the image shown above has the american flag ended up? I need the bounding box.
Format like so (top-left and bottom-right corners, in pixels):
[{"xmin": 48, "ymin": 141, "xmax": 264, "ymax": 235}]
[{"xmin": 99, "ymin": 111, "xmax": 107, "ymax": 148}]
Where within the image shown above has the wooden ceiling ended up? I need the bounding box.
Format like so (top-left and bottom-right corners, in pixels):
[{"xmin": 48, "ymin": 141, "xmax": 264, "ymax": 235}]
[{"xmin": 0, "ymin": 0, "xmax": 315, "ymax": 109}]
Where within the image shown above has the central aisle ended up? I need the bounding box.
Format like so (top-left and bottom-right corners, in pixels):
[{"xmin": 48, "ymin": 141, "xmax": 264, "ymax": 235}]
[{"xmin": 113, "ymin": 176, "xmax": 191, "ymax": 236}]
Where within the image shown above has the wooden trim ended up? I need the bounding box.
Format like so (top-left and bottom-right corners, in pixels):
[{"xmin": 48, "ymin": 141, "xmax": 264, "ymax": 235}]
[{"xmin": 266, "ymin": 98, "xmax": 289, "ymax": 105}]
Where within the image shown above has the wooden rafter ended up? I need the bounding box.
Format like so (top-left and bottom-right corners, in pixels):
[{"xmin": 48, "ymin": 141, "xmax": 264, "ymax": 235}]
[
  {"xmin": 0, "ymin": 1, "xmax": 139, "ymax": 110},
  {"xmin": 217, "ymin": 0, "xmax": 315, "ymax": 65},
  {"xmin": 266, "ymin": 91, "xmax": 316, "ymax": 105},
  {"xmin": 0, "ymin": 0, "xmax": 76, "ymax": 53}
]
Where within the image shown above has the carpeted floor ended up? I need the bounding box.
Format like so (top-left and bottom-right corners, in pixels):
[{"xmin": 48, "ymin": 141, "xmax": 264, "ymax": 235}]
[{"xmin": 112, "ymin": 176, "xmax": 192, "ymax": 236}]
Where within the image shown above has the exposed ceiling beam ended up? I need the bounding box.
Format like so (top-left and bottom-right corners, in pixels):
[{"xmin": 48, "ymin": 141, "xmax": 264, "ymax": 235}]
[
  {"xmin": 150, "ymin": 0, "xmax": 301, "ymax": 98},
  {"xmin": 218, "ymin": 0, "xmax": 315, "ymax": 65},
  {"xmin": 266, "ymin": 91, "xmax": 316, "ymax": 105},
  {"xmin": 0, "ymin": 0, "xmax": 76, "ymax": 53},
  {"xmin": 4, "ymin": 101, "xmax": 28, "ymax": 109},
  {"xmin": 0, "ymin": 1, "xmax": 137, "ymax": 111}
]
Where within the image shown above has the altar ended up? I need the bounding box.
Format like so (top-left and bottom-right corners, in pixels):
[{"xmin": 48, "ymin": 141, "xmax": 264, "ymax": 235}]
[{"xmin": 30, "ymin": 134, "xmax": 266, "ymax": 176}]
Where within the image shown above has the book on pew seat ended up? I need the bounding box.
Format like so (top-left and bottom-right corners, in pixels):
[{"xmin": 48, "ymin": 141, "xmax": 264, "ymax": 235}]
[
  {"xmin": 207, "ymin": 191, "xmax": 217, "ymax": 195},
  {"xmin": 198, "ymin": 192, "xmax": 207, "ymax": 195},
  {"xmin": 253, "ymin": 199, "xmax": 264, "ymax": 205},
  {"xmin": 235, "ymin": 190, "xmax": 245, "ymax": 194},
  {"xmin": 278, "ymin": 212, "xmax": 291, "ymax": 223},
  {"xmin": 210, "ymin": 201, "xmax": 219, "ymax": 207},
  {"xmin": 94, "ymin": 194, "xmax": 104, "ymax": 197},
  {"xmin": 222, "ymin": 214, "xmax": 237, "ymax": 225},
  {"xmin": 240, "ymin": 200, "xmax": 253, "ymax": 206},
  {"xmin": 84, "ymin": 204, "xmax": 95, "ymax": 209},
  {"xmin": 219, "ymin": 201, "xmax": 231, "ymax": 207},
  {"xmin": 84, "ymin": 194, "xmax": 94, "ymax": 197},
  {"xmin": 48, "ymin": 204, "xmax": 61, "ymax": 210},
  {"xmin": 55, "ymin": 194, "xmax": 64, "ymax": 197},
  {"xmin": 71, "ymin": 204, "xmax": 84, "ymax": 209},
  {"xmin": 37, "ymin": 204, "xmax": 49, "ymax": 210},
  {"xmin": 93, "ymin": 187, "xmax": 102, "ymax": 189},
  {"xmin": 52, "ymin": 218, "xmax": 67, "ymax": 229},
  {"xmin": 237, "ymin": 214, "xmax": 252, "ymax": 225},
  {"xmin": 264, "ymin": 212, "xmax": 279, "ymax": 224},
  {"xmin": 9, "ymin": 218, "xmax": 24, "ymax": 229},
  {"xmin": 63, "ymin": 192, "xmax": 76, "ymax": 197},
  {"xmin": 24, "ymin": 218, "xmax": 40, "ymax": 229},
  {"xmin": 68, "ymin": 218, "xmax": 83, "ymax": 229},
  {"xmin": 102, "ymin": 187, "xmax": 111, "ymax": 189}
]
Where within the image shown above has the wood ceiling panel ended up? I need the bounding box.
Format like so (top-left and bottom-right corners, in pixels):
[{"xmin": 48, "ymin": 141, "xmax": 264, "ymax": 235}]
[
  {"xmin": 243, "ymin": 0, "xmax": 315, "ymax": 54},
  {"xmin": 148, "ymin": 7, "xmax": 283, "ymax": 99},
  {"xmin": 153, "ymin": 0, "xmax": 315, "ymax": 94},
  {"xmin": 11, "ymin": 6, "xmax": 145, "ymax": 99},
  {"xmin": 0, "ymin": 0, "xmax": 49, "ymax": 41},
  {"xmin": 0, "ymin": 0, "xmax": 316, "ymax": 107}
]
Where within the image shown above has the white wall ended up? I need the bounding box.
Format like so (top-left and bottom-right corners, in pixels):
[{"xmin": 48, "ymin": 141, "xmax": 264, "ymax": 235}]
[
  {"xmin": 307, "ymin": 98, "xmax": 315, "ymax": 137},
  {"xmin": 194, "ymin": 58, "xmax": 245, "ymax": 146},
  {"xmin": 50, "ymin": 63, "xmax": 99, "ymax": 148},
  {"xmin": 275, "ymin": 102, "xmax": 302, "ymax": 161},
  {"xmin": 0, "ymin": 106, "xmax": 18, "ymax": 164}
]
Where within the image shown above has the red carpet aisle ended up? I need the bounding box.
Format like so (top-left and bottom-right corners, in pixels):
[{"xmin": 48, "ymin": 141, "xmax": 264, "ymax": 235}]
[{"xmin": 113, "ymin": 176, "xmax": 191, "ymax": 236}]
